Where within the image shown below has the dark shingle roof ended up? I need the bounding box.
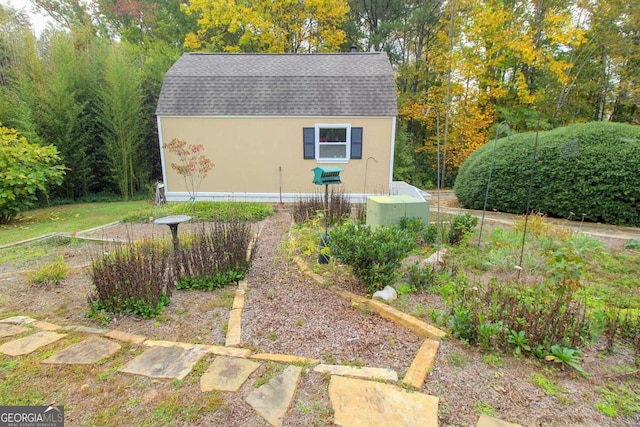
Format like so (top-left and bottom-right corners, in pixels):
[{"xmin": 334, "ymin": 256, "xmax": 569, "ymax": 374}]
[{"xmin": 156, "ymin": 52, "xmax": 397, "ymax": 116}]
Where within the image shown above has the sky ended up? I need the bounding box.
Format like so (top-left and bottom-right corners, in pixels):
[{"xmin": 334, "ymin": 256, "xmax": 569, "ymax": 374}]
[{"xmin": 1, "ymin": 0, "xmax": 56, "ymax": 37}]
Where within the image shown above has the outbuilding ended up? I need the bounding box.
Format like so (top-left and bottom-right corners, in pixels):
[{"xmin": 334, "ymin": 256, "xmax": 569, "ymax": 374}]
[{"xmin": 156, "ymin": 51, "xmax": 399, "ymax": 202}]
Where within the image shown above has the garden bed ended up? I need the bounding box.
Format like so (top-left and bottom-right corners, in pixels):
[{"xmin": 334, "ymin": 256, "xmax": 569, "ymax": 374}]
[{"xmin": 0, "ymin": 209, "xmax": 639, "ymax": 426}]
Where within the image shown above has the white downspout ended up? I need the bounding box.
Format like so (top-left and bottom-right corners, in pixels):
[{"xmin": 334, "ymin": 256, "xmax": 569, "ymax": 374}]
[{"xmin": 388, "ymin": 116, "xmax": 397, "ymax": 195}]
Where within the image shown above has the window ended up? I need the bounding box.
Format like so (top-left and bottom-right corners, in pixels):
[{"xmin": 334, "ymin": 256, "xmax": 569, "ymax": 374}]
[
  {"xmin": 317, "ymin": 125, "xmax": 349, "ymax": 161},
  {"xmin": 303, "ymin": 125, "xmax": 363, "ymax": 162}
]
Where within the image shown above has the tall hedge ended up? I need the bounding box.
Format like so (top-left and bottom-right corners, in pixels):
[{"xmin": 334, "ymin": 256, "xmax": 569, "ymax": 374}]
[{"xmin": 454, "ymin": 122, "xmax": 640, "ymax": 226}]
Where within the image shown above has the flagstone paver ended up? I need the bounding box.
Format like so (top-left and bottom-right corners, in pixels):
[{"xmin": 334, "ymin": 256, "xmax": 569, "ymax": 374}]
[
  {"xmin": 0, "ymin": 315, "xmax": 36, "ymax": 325},
  {"xmin": 41, "ymin": 337, "xmax": 121, "ymax": 364},
  {"xmin": 250, "ymin": 353, "xmax": 320, "ymax": 365},
  {"xmin": 104, "ymin": 330, "xmax": 147, "ymax": 344},
  {"xmin": 402, "ymin": 338, "xmax": 440, "ymax": 389},
  {"xmin": 477, "ymin": 414, "xmax": 523, "ymax": 427},
  {"xmin": 329, "ymin": 375, "xmax": 439, "ymax": 427},
  {"xmin": 144, "ymin": 340, "xmax": 251, "ymax": 357},
  {"xmin": 0, "ymin": 323, "xmax": 29, "ymax": 338},
  {"xmin": 232, "ymin": 289, "xmax": 246, "ymax": 310},
  {"xmin": 0, "ymin": 331, "xmax": 66, "ymax": 356},
  {"xmin": 314, "ymin": 364, "xmax": 398, "ymax": 382},
  {"xmin": 61, "ymin": 325, "xmax": 109, "ymax": 334},
  {"xmin": 246, "ymin": 365, "xmax": 303, "ymax": 427},
  {"xmin": 32, "ymin": 321, "xmax": 62, "ymax": 331},
  {"xmin": 143, "ymin": 339, "xmax": 198, "ymax": 349},
  {"xmin": 119, "ymin": 345, "xmax": 207, "ymax": 380},
  {"xmin": 200, "ymin": 356, "xmax": 261, "ymax": 392},
  {"xmin": 200, "ymin": 344, "xmax": 252, "ymax": 358},
  {"xmin": 225, "ymin": 308, "xmax": 243, "ymax": 347}
]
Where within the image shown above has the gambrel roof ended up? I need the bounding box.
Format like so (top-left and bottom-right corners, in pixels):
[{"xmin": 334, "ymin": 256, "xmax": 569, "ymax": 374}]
[{"xmin": 156, "ymin": 52, "xmax": 397, "ymax": 117}]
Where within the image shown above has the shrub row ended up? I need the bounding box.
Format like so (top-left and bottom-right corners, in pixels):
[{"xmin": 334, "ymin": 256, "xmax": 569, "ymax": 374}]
[{"xmin": 454, "ymin": 122, "xmax": 640, "ymax": 226}]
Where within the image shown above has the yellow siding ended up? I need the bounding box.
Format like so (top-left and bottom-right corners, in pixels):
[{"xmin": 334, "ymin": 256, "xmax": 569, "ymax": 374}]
[{"xmin": 158, "ymin": 116, "xmax": 393, "ymax": 201}]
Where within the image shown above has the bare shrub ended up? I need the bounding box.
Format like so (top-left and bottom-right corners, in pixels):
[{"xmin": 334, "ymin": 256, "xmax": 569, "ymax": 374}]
[{"xmin": 89, "ymin": 238, "xmax": 174, "ymax": 318}]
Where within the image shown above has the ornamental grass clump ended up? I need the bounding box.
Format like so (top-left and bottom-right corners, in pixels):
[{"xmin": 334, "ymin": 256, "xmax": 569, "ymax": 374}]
[
  {"xmin": 89, "ymin": 238, "xmax": 174, "ymax": 318},
  {"xmin": 26, "ymin": 256, "xmax": 68, "ymax": 286}
]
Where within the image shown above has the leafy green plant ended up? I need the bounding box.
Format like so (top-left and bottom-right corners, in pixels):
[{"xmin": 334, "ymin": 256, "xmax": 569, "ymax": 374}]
[
  {"xmin": 328, "ymin": 222, "xmax": 415, "ymax": 292},
  {"xmin": 407, "ymin": 262, "xmax": 434, "ymax": 289},
  {"xmin": 507, "ymin": 330, "xmax": 531, "ymax": 356},
  {"xmin": 395, "ymin": 283, "xmax": 416, "ymax": 296},
  {"xmin": 421, "ymin": 224, "xmax": 438, "ymax": 246},
  {"xmin": 26, "ymin": 256, "xmax": 68, "ymax": 285},
  {"xmin": 448, "ymin": 213, "xmax": 478, "ymax": 244},
  {"xmin": 477, "ymin": 321, "xmax": 501, "ymax": 351},
  {"xmin": 399, "ymin": 216, "xmax": 426, "ymax": 244},
  {"xmin": 450, "ymin": 307, "xmax": 475, "ymax": 343},
  {"xmin": 545, "ymin": 345, "xmax": 586, "ymax": 374},
  {"xmin": 176, "ymin": 270, "xmax": 244, "ymax": 291},
  {"xmin": 0, "ymin": 126, "xmax": 66, "ymax": 224}
]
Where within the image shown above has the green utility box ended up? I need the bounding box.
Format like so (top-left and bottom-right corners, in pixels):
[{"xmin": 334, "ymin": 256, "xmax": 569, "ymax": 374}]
[
  {"xmin": 366, "ymin": 195, "xmax": 429, "ymax": 227},
  {"xmin": 312, "ymin": 166, "xmax": 343, "ymax": 185}
]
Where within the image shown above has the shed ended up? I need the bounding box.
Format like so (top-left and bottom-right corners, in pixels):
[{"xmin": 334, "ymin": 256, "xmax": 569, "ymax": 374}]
[{"xmin": 156, "ymin": 52, "xmax": 398, "ymax": 202}]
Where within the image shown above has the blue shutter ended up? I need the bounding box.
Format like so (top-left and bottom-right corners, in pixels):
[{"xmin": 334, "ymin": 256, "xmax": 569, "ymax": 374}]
[
  {"xmin": 351, "ymin": 127, "xmax": 363, "ymax": 159},
  {"xmin": 303, "ymin": 128, "xmax": 315, "ymax": 159}
]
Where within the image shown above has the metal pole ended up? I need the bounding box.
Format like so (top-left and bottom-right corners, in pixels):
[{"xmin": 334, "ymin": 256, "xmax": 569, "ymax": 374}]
[
  {"xmin": 517, "ymin": 101, "xmax": 574, "ymax": 278},
  {"xmin": 423, "ymin": 107, "xmax": 441, "ymax": 253},
  {"xmin": 477, "ymin": 121, "xmax": 510, "ymax": 250}
]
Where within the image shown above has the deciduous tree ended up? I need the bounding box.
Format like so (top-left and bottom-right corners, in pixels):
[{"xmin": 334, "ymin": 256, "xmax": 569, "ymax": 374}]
[
  {"xmin": 0, "ymin": 126, "xmax": 65, "ymax": 223},
  {"xmin": 184, "ymin": 0, "xmax": 349, "ymax": 52}
]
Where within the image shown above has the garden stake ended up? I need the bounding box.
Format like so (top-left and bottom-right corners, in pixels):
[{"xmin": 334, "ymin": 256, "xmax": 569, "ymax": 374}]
[
  {"xmin": 423, "ymin": 106, "xmax": 442, "ymax": 253},
  {"xmin": 477, "ymin": 121, "xmax": 511, "ymax": 251},
  {"xmin": 518, "ymin": 101, "xmax": 575, "ymax": 278}
]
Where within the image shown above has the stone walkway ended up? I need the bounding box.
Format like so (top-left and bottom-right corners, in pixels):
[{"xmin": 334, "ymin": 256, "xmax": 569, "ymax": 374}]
[{"xmin": 0, "ymin": 268, "xmax": 521, "ymax": 427}]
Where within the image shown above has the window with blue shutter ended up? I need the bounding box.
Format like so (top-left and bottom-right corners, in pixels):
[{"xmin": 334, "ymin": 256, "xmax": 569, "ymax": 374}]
[{"xmin": 303, "ymin": 125, "xmax": 363, "ymax": 161}]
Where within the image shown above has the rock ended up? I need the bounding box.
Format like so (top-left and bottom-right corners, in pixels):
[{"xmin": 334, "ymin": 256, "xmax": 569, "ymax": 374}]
[
  {"xmin": 419, "ymin": 248, "xmax": 448, "ymax": 270},
  {"xmin": 372, "ymin": 285, "xmax": 397, "ymax": 302}
]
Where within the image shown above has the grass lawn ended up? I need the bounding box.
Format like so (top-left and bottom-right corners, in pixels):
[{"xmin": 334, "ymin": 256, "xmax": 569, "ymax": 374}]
[{"xmin": 0, "ymin": 201, "xmax": 150, "ymax": 246}]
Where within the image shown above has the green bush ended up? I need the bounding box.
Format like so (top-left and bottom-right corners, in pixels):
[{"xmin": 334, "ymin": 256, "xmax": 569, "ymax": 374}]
[
  {"xmin": 328, "ymin": 223, "xmax": 415, "ymax": 293},
  {"xmin": 454, "ymin": 122, "xmax": 640, "ymax": 226},
  {"xmin": 448, "ymin": 213, "xmax": 479, "ymax": 244},
  {"xmin": 0, "ymin": 127, "xmax": 65, "ymax": 224}
]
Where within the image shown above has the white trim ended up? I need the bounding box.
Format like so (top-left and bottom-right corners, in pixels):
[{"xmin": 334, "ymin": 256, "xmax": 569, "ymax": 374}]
[
  {"xmin": 164, "ymin": 191, "xmax": 371, "ymax": 204},
  {"xmin": 157, "ymin": 116, "xmax": 168, "ymax": 191},
  {"xmin": 389, "ymin": 117, "xmax": 397, "ymax": 194},
  {"xmin": 315, "ymin": 123, "xmax": 351, "ymax": 163}
]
